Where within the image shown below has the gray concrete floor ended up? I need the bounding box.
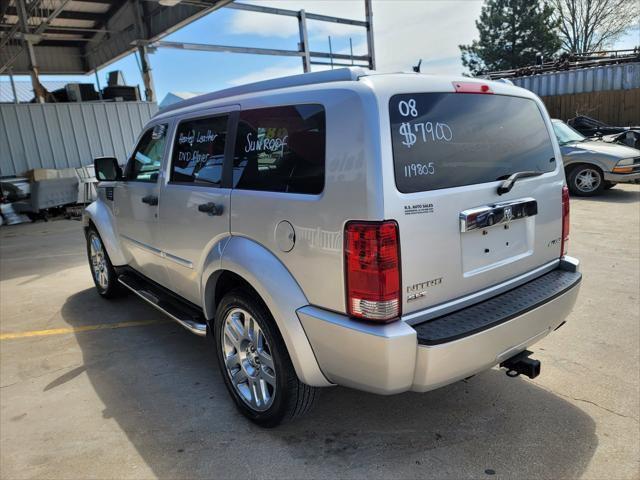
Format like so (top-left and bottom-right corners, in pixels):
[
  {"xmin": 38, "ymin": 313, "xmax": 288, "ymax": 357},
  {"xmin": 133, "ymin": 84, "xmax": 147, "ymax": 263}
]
[{"xmin": 1, "ymin": 185, "xmax": 638, "ymax": 480}]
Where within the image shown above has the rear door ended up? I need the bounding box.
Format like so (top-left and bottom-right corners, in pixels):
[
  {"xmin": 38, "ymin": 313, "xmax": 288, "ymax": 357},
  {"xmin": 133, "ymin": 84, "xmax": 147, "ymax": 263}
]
[
  {"xmin": 156, "ymin": 107, "xmax": 236, "ymax": 306},
  {"xmin": 385, "ymin": 91, "xmax": 563, "ymax": 316}
]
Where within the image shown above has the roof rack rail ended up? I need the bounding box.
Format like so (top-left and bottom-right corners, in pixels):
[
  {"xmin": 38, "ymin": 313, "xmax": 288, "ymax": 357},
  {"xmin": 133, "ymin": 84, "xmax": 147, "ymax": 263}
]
[{"xmin": 159, "ymin": 67, "xmax": 370, "ymax": 115}]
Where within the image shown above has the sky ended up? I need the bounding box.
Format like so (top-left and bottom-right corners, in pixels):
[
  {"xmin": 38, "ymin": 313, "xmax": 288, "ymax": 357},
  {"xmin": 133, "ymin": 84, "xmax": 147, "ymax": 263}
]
[{"xmin": 2, "ymin": 0, "xmax": 639, "ymax": 103}]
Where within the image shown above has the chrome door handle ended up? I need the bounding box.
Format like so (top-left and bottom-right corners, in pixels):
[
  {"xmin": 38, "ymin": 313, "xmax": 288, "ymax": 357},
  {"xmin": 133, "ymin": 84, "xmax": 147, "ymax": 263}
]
[
  {"xmin": 197, "ymin": 202, "xmax": 223, "ymax": 216},
  {"xmin": 141, "ymin": 195, "xmax": 158, "ymax": 206}
]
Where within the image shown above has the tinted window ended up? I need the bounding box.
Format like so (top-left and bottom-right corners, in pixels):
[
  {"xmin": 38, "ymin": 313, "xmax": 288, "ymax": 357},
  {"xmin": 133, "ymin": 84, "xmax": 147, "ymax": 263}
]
[
  {"xmin": 232, "ymin": 104, "xmax": 325, "ymax": 194},
  {"xmin": 390, "ymin": 94, "xmax": 555, "ymax": 193},
  {"xmin": 171, "ymin": 115, "xmax": 228, "ymax": 185},
  {"xmin": 552, "ymin": 120, "xmax": 585, "ymax": 145},
  {"xmin": 125, "ymin": 124, "xmax": 167, "ymax": 182}
]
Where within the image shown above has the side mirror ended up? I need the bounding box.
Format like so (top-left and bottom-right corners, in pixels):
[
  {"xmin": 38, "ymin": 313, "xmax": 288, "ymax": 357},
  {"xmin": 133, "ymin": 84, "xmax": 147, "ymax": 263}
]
[{"xmin": 94, "ymin": 157, "xmax": 122, "ymax": 181}]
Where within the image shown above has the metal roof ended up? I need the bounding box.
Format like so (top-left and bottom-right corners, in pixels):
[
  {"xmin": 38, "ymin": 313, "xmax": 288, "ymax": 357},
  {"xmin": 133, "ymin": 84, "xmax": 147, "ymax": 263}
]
[
  {"xmin": 1, "ymin": 0, "xmax": 232, "ymax": 75},
  {"xmin": 158, "ymin": 90, "xmax": 201, "ymax": 108},
  {"xmin": 509, "ymin": 62, "xmax": 640, "ymax": 97}
]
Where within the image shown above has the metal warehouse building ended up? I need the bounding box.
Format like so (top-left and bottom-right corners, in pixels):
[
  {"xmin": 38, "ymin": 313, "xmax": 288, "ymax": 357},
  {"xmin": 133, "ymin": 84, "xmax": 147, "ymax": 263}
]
[
  {"xmin": 489, "ymin": 55, "xmax": 640, "ymax": 126},
  {"xmin": 1, "ymin": 0, "xmax": 376, "ymax": 178},
  {"xmin": 0, "ymin": 0, "xmax": 232, "ymax": 178},
  {"xmin": 0, "ymin": 101, "xmax": 157, "ymax": 177}
]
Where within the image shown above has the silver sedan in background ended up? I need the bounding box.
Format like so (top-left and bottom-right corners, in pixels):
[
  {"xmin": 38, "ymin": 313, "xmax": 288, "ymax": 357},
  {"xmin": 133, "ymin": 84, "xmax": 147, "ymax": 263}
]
[{"xmin": 552, "ymin": 119, "xmax": 640, "ymax": 196}]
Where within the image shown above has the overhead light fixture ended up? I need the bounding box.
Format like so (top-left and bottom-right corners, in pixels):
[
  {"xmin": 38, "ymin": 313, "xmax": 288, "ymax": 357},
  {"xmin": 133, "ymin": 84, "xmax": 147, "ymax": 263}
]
[{"xmin": 158, "ymin": 0, "xmax": 182, "ymax": 6}]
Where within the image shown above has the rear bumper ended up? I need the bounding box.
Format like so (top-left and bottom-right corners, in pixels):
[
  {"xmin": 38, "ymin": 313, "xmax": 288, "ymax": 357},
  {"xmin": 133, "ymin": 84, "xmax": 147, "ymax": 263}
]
[
  {"xmin": 603, "ymin": 171, "xmax": 640, "ymax": 184},
  {"xmin": 298, "ymin": 257, "xmax": 581, "ymax": 395}
]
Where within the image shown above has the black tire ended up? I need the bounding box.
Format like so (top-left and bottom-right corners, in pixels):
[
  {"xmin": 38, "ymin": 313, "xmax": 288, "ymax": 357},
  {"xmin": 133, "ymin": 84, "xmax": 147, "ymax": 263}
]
[
  {"xmin": 213, "ymin": 288, "xmax": 318, "ymax": 427},
  {"xmin": 85, "ymin": 226, "xmax": 123, "ymax": 298},
  {"xmin": 568, "ymin": 165, "xmax": 605, "ymax": 197},
  {"xmin": 604, "ymin": 181, "xmax": 616, "ymax": 190}
]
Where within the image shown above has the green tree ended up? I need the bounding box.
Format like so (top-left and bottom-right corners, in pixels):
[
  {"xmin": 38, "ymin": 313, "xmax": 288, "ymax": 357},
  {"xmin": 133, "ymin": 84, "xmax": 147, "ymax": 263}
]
[{"xmin": 460, "ymin": 0, "xmax": 562, "ymax": 75}]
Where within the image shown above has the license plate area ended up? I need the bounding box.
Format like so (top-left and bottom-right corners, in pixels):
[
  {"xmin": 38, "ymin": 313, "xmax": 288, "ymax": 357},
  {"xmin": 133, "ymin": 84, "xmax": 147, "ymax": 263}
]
[{"xmin": 460, "ymin": 199, "xmax": 536, "ymax": 276}]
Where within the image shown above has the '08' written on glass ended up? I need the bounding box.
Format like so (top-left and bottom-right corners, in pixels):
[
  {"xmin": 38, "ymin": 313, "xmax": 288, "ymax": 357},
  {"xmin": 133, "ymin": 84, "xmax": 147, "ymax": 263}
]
[{"xmin": 396, "ymin": 98, "xmax": 453, "ymax": 148}]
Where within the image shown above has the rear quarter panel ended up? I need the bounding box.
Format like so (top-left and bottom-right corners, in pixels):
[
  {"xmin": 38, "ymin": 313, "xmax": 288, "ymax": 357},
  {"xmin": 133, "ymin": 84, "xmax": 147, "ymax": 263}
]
[{"xmin": 229, "ymin": 83, "xmax": 384, "ymax": 313}]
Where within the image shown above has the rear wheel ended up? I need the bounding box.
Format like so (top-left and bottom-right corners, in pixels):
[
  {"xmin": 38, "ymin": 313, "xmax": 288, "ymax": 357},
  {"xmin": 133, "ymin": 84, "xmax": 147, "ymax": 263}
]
[
  {"xmin": 568, "ymin": 165, "xmax": 604, "ymax": 196},
  {"xmin": 86, "ymin": 227, "xmax": 122, "ymax": 298},
  {"xmin": 214, "ymin": 289, "xmax": 318, "ymax": 427}
]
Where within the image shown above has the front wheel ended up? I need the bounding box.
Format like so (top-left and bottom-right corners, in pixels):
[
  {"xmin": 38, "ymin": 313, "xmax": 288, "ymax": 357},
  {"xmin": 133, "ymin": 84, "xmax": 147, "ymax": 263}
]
[
  {"xmin": 86, "ymin": 227, "xmax": 122, "ymax": 298},
  {"xmin": 214, "ymin": 289, "xmax": 318, "ymax": 427},
  {"xmin": 568, "ymin": 165, "xmax": 604, "ymax": 196}
]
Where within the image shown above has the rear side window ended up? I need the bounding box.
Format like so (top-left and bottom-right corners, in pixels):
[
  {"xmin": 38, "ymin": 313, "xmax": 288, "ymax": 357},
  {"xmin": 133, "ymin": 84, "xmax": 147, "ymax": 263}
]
[
  {"xmin": 390, "ymin": 93, "xmax": 556, "ymax": 193},
  {"xmin": 232, "ymin": 104, "xmax": 325, "ymax": 194},
  {"xmin": 171, "ymin": 115, "xmax": 228, "ymax": 186}
]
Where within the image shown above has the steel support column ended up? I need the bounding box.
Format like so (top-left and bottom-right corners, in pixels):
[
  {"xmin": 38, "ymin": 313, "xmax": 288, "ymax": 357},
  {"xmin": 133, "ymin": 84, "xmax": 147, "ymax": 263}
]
[
  {"xmin": 133, "ymin": 0, "xmax": 156, "ymax": 102},
  {"xmin": 8, "ymin": 68, "xmax": 19, "ymax": 103},
  {"xmin": 137, "ymin": 45, "xmax": 156, "ymax": 102},
  {"xmin": 297, "ymin": 9, "xmax": 311, "ymax": 73},
  {"xmin": 15, "ymin": 0, "xmax": 45, "ymax": 103},
  {"xmin": 364, "ymin": 0, "xmax": 376, "ymax": 70}
]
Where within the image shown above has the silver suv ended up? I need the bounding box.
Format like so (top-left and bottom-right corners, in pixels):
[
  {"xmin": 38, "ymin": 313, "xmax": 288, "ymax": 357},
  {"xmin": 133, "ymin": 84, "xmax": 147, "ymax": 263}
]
[{"xmin": 85, "ymin": 68, "xmax": 582, "ymax": 426}]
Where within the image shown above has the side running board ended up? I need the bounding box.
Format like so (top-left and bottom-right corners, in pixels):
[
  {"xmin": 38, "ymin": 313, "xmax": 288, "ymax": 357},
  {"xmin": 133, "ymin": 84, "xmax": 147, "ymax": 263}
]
[{"xmin": 118, "ymin": 272, "xmax": 207, "ymax": 337}]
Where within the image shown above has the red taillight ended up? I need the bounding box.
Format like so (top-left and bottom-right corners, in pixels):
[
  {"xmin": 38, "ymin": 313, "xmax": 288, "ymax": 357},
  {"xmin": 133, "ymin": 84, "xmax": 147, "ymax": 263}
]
[
  {"xmin": 453, "ymin": 81, "xmax": 493, "ymax": 94},
  {"xmin": 561, "ymin": 185, "xmax": 570, "ymax": 256},
  {"xmin": 345, "ymin": 221, "xmax": 401, "ymax": 322}
]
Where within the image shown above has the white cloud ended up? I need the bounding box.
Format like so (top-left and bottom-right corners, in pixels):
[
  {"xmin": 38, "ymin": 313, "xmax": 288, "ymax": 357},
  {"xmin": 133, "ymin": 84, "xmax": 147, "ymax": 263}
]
[
  {"xmin": 227, "ymin": 0, "xmax": 365, "ymax": 39},
  {"xmin": 227, "ymin": 64, "xmax": 310, "ymax": 85},
  {"xmin": 226, "ymin": 0, "xmax": 483, "ymax": 79}
]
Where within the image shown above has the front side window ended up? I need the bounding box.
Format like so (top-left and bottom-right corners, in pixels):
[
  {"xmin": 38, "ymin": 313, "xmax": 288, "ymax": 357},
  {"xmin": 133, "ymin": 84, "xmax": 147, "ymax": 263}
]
[
  {"xmin": 171, "ymin": 115, "xmax": 228, "ymax": 185},
  {"xmin": 125, "ymin": 124, "xmax": 167, "ymax": 182},
  {"xmin": 232, "ymin": 104, "xmax": 325, "ymax": 194}
]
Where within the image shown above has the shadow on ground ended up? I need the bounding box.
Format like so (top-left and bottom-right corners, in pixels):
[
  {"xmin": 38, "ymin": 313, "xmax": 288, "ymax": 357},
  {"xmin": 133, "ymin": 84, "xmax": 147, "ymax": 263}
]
[
  {"xmin": 572, "ymin": 186, "xmax": 640, "ymax": 204},
  {"xmin": 60, "ymin": 288, "xmax": 597, "ymax": 479}
]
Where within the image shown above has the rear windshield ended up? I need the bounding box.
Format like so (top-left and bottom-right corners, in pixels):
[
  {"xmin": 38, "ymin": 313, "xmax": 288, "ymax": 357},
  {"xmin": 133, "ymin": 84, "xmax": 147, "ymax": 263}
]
[{"xmin": 389, "ymin": 93, "xmax": 556, "ymax": 193}]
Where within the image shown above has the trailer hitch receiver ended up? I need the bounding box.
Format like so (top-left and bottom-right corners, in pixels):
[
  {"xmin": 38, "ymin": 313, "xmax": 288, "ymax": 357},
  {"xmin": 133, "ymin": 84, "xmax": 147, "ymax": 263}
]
[{"xmin": 500, "ymin": 350, "xmax": 541, "ymax": 379}]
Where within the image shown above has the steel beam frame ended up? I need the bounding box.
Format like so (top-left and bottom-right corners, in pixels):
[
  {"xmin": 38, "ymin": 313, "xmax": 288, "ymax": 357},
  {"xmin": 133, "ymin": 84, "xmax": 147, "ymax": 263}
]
[
  {"xmin": 148, "ymin": 40, "xmax": 370, "ymax": 63},
  {"xmin": 226, "ymin": 2, "xmax": 368, "ymax": 27},
  {"xmin": 297, "ymin": 9, "xmax": 310, "ymax": 73},
  {"xmin": 364, "ymin": 0, "xmax": 375, "ymax": 70},
  {"xmin": 148, "ymin": 0, "xmax": 375, "ymax": 74}
]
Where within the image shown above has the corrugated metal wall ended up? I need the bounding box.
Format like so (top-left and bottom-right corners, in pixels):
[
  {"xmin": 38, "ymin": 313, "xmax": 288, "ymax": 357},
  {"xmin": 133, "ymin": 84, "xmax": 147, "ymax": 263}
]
[
  {"xmin": 0, "ymin": 102, "xmax": 158, "ymax": 177},
  {"xmin": 511, "ymin": 62, "xmax": 640, "ymax": 96}
]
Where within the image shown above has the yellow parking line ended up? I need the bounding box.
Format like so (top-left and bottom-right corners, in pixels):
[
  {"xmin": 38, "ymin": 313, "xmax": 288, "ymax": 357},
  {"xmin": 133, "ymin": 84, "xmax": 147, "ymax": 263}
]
[{"xmin": 0, "ymin": 319, "xmax": 164, "ymax": 340}]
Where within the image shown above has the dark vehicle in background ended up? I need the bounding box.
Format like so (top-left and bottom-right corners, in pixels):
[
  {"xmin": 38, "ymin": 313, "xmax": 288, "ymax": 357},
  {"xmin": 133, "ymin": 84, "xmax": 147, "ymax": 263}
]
[
  {"xmin": 552, "ymin": 119, "xmax": 640, "ymax": 196},
  {"xmin": 568, "ymin": 115, "xmax": 640, "ymax": 150}
]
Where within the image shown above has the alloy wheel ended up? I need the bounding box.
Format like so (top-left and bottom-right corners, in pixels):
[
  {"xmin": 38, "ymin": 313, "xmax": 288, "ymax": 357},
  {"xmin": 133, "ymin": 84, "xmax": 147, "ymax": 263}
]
[
  {"xmin": 575, "ymin": 168, "xmax": 602, "ymax": 193},
  {"xmin": 89, "ymin": 234, "xmax": 109, "ymax": 290},
  {"xmin": 221, "ymin": 308, "xmax": 277, "ymax": 411}
]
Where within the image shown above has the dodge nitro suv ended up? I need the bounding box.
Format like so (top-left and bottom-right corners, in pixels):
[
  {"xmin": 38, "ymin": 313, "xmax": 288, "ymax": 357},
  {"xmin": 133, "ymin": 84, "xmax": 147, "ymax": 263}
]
[{"xmin": 85, "ymin": 68, "xmax": 581, "ymax": 426}]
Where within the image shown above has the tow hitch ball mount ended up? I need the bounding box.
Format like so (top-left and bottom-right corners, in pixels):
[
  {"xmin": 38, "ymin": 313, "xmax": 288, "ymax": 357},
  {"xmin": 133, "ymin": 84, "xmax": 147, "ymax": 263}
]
[{"xmin": 500, "ymin": 350, "xmax": 541, "ymax": 379}]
